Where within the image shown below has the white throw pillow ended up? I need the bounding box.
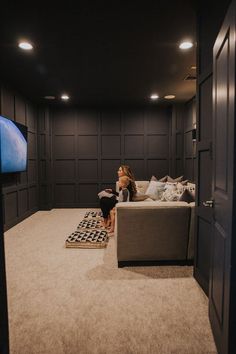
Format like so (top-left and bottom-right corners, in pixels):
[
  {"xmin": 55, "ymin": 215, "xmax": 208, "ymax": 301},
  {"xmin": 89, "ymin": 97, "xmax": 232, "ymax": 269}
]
[{"xmin": 145, "ymin": 180, "xmax": 166, "ymax": 200}]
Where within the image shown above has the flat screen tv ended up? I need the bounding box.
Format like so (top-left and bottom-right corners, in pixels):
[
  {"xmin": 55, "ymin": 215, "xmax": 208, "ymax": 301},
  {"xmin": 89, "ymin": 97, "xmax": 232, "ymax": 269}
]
[{"xmin": 0, "ymin": 115, "xmax": 28, "ymax": 173}]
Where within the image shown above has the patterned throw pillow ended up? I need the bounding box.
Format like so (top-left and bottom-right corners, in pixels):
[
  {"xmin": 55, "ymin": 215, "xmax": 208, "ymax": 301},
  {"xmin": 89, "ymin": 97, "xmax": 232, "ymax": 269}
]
[{"xmin": 161, "ymin": 188, "xmax": 181, "ymax": 202}]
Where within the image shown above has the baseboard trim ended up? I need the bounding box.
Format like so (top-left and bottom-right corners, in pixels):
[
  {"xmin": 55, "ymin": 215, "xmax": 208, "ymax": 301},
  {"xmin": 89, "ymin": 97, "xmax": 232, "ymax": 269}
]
[{"xmin": 118, "ymin": 259, "xmax": 194, "ymax": 268}]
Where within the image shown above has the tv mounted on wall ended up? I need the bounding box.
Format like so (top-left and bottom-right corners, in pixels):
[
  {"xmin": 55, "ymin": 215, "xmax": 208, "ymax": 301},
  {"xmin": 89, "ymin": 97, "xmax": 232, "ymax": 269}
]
[{"xmin": 0, "ymin": 115, "xmax": 28, "ymax": 173}]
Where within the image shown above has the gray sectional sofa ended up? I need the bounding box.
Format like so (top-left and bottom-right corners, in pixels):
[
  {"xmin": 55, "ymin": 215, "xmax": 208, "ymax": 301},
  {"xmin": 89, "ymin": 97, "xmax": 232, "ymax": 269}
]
[{"xmin": 115, "ymin": 181, "xmax": 195, "ymax": 267}]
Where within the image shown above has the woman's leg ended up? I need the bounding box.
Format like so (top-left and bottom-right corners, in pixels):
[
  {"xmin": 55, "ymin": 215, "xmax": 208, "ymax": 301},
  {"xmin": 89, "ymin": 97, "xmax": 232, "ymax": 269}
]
[
  {"xmin": 100, "ymin": 197, "xmax": 116, "ymax": 227},
  {"xmin": 109, "ymin": 208, "xmax": 116, "ymax": 233}
]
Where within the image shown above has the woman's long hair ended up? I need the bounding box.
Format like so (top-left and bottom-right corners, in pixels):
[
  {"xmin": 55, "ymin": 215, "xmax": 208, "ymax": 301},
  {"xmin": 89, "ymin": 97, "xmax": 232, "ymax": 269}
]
[{"xmin": 120, "ymin": 165, "xmax": 137, "ymax": 199}]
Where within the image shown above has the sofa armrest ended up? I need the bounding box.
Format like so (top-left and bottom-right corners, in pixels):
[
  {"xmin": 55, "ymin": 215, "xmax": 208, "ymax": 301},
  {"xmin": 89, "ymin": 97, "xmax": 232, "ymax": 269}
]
[{"xmin": 116, "ymin": 203, "xmax": 191, "ymax": 262}]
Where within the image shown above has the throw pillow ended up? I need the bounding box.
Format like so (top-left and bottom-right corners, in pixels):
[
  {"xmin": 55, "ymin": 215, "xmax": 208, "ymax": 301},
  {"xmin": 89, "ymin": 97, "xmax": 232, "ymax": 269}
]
[
  {"xmin": 179, "ymin": 189, "xmax": 195, "ymax": 203},
  {"xmin": 164, "ymin": 182, "xmax": 177, "ymax": 191},
  {"xmin": 150, "ymin": 175, "xmax": 158, "ymax": 181},
  {"xmin": 161, "ymin": 189, "xmax": 181, "ymax": 202},
  {"xmin": 135, "ymin": 181, "xmax": 148, "ymax": 194},
  {"xmin": 145, "ymin": 180, "xmax": 166, "ymax": 200},
  {"xmin": 167, "ymin": 175, "xmax": 184, "ymax": 182}
]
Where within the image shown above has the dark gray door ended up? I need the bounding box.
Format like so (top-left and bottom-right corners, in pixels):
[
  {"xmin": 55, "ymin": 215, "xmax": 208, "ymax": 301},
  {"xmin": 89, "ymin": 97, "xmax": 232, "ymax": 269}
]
[{"xmin": 210, "ymin": 1, "xmax": 236, "ymax": 353}]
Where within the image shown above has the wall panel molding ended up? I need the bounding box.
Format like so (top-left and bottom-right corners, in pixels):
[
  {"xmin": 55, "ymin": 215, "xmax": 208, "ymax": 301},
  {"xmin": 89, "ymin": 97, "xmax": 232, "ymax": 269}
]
[{"xmin": 49, "ymin": 107, "xmax": 171, "ymax": 207}]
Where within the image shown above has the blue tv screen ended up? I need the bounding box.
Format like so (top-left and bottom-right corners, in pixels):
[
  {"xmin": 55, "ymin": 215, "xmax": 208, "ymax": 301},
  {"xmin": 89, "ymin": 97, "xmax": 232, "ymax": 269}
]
[{"xmin": 0, "ymin": 115, "xmax": 28, "ymax": 173}]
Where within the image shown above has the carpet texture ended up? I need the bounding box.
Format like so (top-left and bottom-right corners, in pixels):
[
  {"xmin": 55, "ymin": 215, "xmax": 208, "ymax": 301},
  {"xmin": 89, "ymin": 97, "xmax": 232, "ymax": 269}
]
[{"xmin": 4, "ymin": 209, "xmax": 217, "ymax": 354}]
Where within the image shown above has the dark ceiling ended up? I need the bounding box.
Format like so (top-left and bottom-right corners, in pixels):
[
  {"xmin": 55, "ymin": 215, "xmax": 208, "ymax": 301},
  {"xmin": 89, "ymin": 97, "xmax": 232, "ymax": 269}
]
[{"xmin": 0, "ymin": 1, "xmax": 196, "ymax": 107}]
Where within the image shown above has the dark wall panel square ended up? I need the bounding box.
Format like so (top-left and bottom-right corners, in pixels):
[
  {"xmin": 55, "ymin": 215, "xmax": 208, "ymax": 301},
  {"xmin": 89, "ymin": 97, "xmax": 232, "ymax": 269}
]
[
  {"xmin": 184, "ymin": 158, "xmax": 194, "ymax": 181},
  {"xmin": 54, "ymin": 136, "xmax": 75, "ymax": 158},
  {"xmin": 4, "ymin": 192, "xmax": 18, "ymax": 224},
  {"xmin": 101, "ymin": 135, "xmax": 121, "ymax": 156},
  {"xmin": 77, "ymin": 136, "xmax": 98, "ymax": 156},
  {"xmin": 39, "ymin": 185, "xmax": 47, "ymax": 206},
  {"xmin": 101, "ymin": 159, "xmax": 121, "ymax": 180},
  {"xmin": 54, "ymin": 160, "xmax": 75, "ymax": 180},
  {"xmin": 176, "ymin": 133, "xmax": 183, "ymax": 158},
  {"xmin": 176, "ymin": 159, "xmax": 184, "ymax": 177},
  {"xmin": 124, "ymin": 135, "xmax": 144, "ymax": 156},
  {"xmin": 40, "ymin": 160, "xmax": 47, "ymax": 181},
  {"xmin": 39, "ymin": 134, "xmax": 46, "ymax": 158},
  {"xmin": 15, "ymin": 96, "xmax": 26, "ymax": 125},
  {"xmin": 146, "ymin": 109, "xmax": 169, "ymax": 134},
  {"xmin": 1, "ymin": 86, "xmax": 14, "ymax": 119},
  {"xmin": 19, "ymin": 171, "xmax": 28, "ymax": 185},
  {"xmin": 28, "ymin": 132, "xmax": 36, "ymax": 159},
  {"xmin": 26, "ymin": 103, "xmax": 36, "ymax": 131},
  {"xmin": 147, "ymin": 159, "xmax": 169, "ymax": 179},
  {"xmin": 54, "ymin": 184, "xmax": 76, "ymax": 204},
  {"xmin": 38, "ymin": 111, "xmax": 46, "ymax": 131},
  {"xmin": 29, "ymin": 186, "xmax": 37, "ymax": 209},
  {"xmin": 78, "ymin": 160, "xmax": 98, "ymax": 180},
  {"xmin": 78, "ymin": 110, "xmax": 98, "ymax": 133},
  {"xmin": 28, "ymin": 160, "xmax": 37, "ymax": 183},
  {"xmin": 124, "ymin": 159, "xmax": 145, "ymax": 180},
  {"xmin": 101, "ymin": 111, "xmax": 121, "ymax": 133},
  {"xmin": 53, "ymin": 109, "xmax": 76, "ymax": 134},
  {"xmin": 123, "ymin": 111, "xmax": 144, "ymax": 133},
  {"xmin": 78, "ymin": 184, "xmax": 98, "ymax": 204},
  {"xmin": 184, "ymin": 131, "xmax": 193, "ymax": 158},
  {"xmin": 147, "ymin": 135, "xmax": 168, "ymax": 157},
  {"xmin": 18, "ymin": 189, "xmax": 28, "ymax": 215}
]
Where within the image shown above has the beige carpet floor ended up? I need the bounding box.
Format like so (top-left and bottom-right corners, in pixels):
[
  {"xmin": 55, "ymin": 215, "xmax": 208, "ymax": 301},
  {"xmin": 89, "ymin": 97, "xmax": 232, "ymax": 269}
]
[{"xmin": 4, "ymin": 209, "xmax": 217, "ymax": 354}]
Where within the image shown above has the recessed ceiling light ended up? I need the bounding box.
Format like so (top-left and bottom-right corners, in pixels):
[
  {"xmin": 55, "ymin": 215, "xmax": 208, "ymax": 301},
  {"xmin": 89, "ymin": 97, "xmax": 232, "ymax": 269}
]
[
  {"xmin": 61, "ymin": 94, "xmax": 70, "ymax": 101},
  {"xmin": 164, "ymin": 95, "xmax": 175, "ymax": 100},
  {"xmin": 150, "ymin": 94, "xmax": 159, "ymax": 100},
  {"xmin": 191, "ymin": 65, "xmax": 197, "ymax": 70},
  {"xmin": 179, "ymin": 41, "xmax": 193, "ymax": 50},
  {"xmin": 18, "ymin": 41, "xmax": 33, "ymax": 50},
  {"xmin": 44, "ymin": 95, "xmax": 55, "ymax": 100}
]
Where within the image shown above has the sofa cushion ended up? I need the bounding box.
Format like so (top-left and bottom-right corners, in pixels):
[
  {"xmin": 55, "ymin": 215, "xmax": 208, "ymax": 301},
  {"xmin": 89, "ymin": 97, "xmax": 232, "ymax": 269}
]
[{"xmin": 132, "ymin": 191, "xmax": 149, "ymax": 201}]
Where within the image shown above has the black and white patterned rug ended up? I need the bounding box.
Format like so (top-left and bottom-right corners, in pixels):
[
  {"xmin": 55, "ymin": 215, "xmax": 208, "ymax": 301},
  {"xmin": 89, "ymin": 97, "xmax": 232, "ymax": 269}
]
[
  {"xmin": 65, "ymin": 229, "xmax": 108, "ymax": 248},
  {"xmin": 65, "ymin": 211, "xmax": 108, "ymax": 248}
]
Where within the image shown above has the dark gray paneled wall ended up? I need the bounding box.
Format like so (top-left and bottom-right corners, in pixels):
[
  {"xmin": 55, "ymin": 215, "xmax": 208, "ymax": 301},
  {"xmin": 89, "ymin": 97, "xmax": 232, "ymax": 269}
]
[
  {"xmin": 184, "ymin": 98, "xmax": 196, "ymax": 182},
  {"xmin": 46, "ymin": 107, "xmax": 171, "ymax": 207},
  {"xmin": 0, "ymin": 85, "xmax": 39, "ymax": 230},
  {"xmin": 170, "ymin": 104, "xmax": 184, "ymax": 178},
  {"xmin": 38, "ymin": 108, "xmax": 53, "ymax": 210}
]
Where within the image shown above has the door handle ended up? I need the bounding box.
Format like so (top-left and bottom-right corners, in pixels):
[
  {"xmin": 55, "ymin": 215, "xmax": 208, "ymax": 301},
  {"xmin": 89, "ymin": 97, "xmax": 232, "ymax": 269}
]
[{"xmin": 203, "ymin": 200, "xmax": 214, "ymax": 208}]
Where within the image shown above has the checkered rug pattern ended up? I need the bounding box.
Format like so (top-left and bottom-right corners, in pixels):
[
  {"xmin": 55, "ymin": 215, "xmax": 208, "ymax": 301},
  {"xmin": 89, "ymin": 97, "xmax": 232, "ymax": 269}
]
[{"xmin": 65, "ymin": 211, "xmax": 109, "ymax": 248}]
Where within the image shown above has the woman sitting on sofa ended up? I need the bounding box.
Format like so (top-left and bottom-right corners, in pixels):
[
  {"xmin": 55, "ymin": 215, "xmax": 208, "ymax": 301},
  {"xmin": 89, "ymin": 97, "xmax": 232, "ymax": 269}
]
[{"xmin": 100, "ymin": 165, "xmax": 137, "ymax": 228}]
